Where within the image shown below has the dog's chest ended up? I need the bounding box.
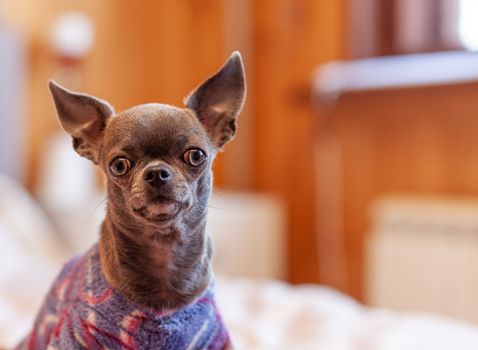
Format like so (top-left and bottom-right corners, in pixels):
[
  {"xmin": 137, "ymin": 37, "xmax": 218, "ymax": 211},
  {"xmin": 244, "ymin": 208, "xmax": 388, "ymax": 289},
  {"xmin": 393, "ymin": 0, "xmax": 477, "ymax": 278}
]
[{"xmin": 18, "ymin": 245, "xmax": 230, "ymax": 350}]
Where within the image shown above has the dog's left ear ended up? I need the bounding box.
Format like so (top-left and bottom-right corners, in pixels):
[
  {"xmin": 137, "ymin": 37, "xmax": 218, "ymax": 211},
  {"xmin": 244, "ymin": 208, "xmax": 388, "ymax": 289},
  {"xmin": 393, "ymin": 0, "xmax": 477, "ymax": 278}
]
[{"xmin": 185, "ymin": 51, "xmax": 246, "ymax": 148}]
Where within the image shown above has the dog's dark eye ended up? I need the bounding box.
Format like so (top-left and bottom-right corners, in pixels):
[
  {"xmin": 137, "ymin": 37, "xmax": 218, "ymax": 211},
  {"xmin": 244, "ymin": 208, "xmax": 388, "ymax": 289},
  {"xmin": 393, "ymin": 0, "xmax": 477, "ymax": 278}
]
[
  {"xmin": 184, "ymin": 149, "xmax": 206, "ymax": 166},
  {"xmin": 110, "ymin": 157, "xmax": 131, "ymax": 176}
]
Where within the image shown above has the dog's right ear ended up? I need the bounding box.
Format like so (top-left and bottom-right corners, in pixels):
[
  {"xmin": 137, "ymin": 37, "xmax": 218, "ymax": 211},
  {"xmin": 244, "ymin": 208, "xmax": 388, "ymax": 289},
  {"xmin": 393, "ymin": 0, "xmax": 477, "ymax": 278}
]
[{"xmin": 49, "ymin": 81, "xmax": 114, "ymax": 164}]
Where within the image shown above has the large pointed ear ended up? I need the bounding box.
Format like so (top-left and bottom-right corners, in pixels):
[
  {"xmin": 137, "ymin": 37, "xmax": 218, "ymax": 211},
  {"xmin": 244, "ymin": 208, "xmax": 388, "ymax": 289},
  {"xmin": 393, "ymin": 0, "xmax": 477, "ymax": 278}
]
[
  {"xmin": 184, "ymin": 51, "xmax": 246, "ymax": 148},
  {"xmin": 49, "ymin": 80, "xmax": 114, "ymax": 164}
]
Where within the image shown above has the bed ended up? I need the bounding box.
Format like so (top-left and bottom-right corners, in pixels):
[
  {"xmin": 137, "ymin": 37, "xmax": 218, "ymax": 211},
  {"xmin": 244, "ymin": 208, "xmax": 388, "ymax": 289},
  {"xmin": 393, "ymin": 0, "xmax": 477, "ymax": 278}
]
[{"xmin": 2, "ymin": 173, "xmax": 478, "ymax": 349}]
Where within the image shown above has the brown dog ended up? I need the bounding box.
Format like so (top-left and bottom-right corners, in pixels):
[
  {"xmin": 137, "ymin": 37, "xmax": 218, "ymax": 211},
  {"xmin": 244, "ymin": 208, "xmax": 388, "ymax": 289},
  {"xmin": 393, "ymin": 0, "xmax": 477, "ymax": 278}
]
[{"xmin": 18, "ymin": 52, "xmax": 245, "ymax": 349}]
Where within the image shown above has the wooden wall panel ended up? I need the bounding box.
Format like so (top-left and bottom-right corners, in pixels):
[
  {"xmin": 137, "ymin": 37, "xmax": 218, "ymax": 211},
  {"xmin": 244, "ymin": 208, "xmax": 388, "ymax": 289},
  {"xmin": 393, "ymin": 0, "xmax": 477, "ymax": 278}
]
[{"xmin": 252, "ymin": 0, "xmax": 345, "ymax": 283}]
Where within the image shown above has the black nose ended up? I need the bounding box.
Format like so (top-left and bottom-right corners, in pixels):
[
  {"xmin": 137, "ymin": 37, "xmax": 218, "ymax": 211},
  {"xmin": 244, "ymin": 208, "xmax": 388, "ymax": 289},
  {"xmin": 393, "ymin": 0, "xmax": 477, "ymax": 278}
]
[{"xmin": 143, "ymin": 165, "xmax": 172, "ymax": 187}]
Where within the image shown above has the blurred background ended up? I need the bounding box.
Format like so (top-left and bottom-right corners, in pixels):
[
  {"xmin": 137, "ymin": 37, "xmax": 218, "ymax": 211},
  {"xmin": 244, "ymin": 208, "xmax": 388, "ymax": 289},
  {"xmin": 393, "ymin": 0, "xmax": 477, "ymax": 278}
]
[{"xmin": 3, "ymin": 0, "xmax": 478, "ymax": 343}]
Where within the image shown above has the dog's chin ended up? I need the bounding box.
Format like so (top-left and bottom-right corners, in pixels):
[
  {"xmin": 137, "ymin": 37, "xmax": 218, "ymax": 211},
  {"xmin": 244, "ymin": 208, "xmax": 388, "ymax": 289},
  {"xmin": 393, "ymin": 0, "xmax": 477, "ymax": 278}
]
[{"xmin": 131, "ymin": 200, "xmax": 181, "ymax": 225}]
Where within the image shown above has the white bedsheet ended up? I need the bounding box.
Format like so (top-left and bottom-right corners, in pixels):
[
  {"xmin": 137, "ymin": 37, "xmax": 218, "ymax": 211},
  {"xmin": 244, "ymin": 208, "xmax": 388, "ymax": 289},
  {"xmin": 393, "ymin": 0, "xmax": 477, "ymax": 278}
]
[{"xmin": 216, "ymin": 277, "xmax": 478, "ymax": 350}]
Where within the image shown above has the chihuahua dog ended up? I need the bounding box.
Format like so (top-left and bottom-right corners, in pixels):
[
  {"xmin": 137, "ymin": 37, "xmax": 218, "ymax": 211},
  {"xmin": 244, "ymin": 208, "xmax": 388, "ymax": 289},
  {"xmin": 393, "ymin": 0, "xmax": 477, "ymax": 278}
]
[{"xmin": 17, "ymin": 52, "xmax": 245, "ymax": 349}]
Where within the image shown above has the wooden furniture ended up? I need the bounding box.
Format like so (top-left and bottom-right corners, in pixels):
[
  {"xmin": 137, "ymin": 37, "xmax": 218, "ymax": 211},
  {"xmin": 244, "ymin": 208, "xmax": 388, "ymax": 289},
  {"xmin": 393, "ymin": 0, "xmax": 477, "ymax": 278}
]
[{"xmin": 313, "ymin": 51, "xmax": 478, "ymax": 300}]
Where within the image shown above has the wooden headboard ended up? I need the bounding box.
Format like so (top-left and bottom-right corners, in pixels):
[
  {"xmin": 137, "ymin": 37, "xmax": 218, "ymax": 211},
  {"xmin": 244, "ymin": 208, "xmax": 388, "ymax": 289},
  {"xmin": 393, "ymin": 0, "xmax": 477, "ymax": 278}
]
[{"xmin": 312, "ymin": 51, "xmax": 478, "ymax": 300}]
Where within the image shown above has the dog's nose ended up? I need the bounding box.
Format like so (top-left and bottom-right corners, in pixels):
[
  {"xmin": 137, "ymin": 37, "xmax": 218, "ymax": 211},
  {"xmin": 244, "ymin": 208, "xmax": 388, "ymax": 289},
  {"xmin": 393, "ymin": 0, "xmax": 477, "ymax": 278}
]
[{"xmin": 143, "ymin": 165, "xmax": 172, "ymax": 187}]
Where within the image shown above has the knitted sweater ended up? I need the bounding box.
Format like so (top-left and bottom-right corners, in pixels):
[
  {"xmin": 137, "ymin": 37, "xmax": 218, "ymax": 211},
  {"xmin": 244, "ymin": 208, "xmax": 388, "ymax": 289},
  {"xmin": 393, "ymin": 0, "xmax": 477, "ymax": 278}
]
[{"xmin": 16, "ymin": 245, "xmax": 230, "ymax": 350}]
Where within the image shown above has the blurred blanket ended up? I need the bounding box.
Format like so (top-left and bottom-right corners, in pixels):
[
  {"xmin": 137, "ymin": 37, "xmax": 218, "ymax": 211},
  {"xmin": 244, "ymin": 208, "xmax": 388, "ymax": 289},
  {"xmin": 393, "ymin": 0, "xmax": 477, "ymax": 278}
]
[
  {"xmin": 0, "ymin": 174, "xmax": 69, "ymax": 347},
  {"xmin": 216, "ymin": 278, "xmax": 478, "ymax": 350}
]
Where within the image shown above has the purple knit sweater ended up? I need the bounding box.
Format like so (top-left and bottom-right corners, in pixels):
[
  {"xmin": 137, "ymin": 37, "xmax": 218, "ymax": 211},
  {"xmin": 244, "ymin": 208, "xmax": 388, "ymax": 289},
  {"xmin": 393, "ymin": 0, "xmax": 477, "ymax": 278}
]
[{"xmin": 16, "ymin": 245, "xmax": 230, "ymax": 350}]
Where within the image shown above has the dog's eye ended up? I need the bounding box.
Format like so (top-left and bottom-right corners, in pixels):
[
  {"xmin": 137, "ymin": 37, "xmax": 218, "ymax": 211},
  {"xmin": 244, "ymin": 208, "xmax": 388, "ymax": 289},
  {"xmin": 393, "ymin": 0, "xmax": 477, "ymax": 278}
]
[
  {"xmin": 184, "ymin": 149, "xmax": 206, "ymax": 166},
  {"xmin": 110, "ymin": 157, "xmax": 131, "ymax": 176}
]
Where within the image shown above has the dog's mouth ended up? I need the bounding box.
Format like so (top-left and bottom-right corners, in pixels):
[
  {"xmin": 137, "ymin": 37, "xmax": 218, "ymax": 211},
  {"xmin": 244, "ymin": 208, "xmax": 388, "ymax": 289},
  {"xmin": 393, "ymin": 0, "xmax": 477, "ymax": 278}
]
[{"xmin": 132, "ymin": 196, "xmax": 181, "ymax": 223}]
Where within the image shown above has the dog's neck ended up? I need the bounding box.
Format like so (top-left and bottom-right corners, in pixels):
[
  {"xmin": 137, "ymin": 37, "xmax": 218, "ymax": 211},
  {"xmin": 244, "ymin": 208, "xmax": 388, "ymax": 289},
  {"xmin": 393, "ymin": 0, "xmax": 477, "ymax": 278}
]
[{"xmin": 98, "ymin": 204, "xmax": 212, "ymax": 311}]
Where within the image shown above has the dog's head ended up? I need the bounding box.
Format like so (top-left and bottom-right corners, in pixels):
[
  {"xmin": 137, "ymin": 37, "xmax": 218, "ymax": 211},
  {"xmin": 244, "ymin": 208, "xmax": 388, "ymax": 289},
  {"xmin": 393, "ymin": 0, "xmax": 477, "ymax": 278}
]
[{"xmin": 49, "ymin": 52, "xmax": 245, "ymax": 232}]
